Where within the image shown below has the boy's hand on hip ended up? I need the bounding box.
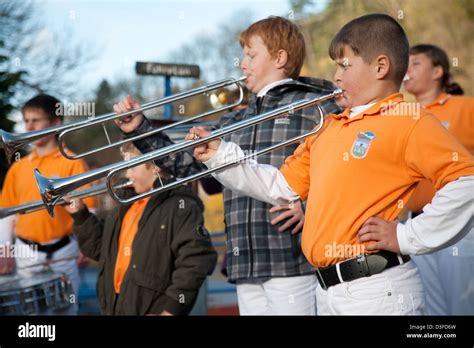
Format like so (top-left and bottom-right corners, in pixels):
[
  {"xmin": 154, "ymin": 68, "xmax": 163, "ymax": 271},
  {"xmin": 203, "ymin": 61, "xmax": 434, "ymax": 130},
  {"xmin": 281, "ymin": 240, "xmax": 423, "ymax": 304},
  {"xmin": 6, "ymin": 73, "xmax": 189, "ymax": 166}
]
[
  {"xmin": 269, "ymin": 201, "xmax": 305, "ymax": 234},
  {"xmin": 357, "ymin": 217, "xmax": 400, "ymax": 253},
  {"xmin": 185, "ymin": 126, "xmax": 221, "ymax": 162}
]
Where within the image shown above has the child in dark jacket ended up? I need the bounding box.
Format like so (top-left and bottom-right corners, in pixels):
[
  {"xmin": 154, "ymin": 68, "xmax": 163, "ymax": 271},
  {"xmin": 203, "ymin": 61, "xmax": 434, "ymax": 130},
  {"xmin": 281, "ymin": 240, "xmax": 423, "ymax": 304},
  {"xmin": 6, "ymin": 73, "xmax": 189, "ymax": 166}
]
[{"xmin": 64, "ymin": 143, "xmax": 217, "ymax": 315}]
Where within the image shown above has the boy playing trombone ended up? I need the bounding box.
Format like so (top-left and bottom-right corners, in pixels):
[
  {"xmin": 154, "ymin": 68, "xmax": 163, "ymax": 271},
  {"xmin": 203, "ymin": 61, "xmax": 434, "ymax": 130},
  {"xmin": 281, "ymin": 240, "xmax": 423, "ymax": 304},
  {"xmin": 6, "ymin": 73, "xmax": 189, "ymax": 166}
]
[{"xmin": 64, "ymin": 143, "xmax": 217, "ymax": 315}]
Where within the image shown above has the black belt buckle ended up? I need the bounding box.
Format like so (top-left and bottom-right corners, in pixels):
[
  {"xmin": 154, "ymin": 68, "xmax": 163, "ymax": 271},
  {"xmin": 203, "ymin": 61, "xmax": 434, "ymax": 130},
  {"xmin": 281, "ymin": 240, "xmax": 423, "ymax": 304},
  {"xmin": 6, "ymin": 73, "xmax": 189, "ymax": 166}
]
[{"xmin": 315, "ymin": 268, "xmax": 327, "ymax": 290}]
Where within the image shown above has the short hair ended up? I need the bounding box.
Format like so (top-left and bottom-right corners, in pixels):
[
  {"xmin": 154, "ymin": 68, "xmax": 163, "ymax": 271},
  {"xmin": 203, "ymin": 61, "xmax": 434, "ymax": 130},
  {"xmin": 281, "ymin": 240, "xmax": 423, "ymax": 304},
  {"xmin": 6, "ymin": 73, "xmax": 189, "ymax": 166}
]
[
  {"xmin": 120, "ymin": 142, "xmax": 170, "ymax": 178},
  {"xmin": 22, "ymin": 94, "xmax": 63, "ymax": 123},
  {"xmin": 329, "ymin": 13, "xmax": 409, "ymax": 86},
  {"xmin": 120, "ymin": 142, "xmax": 152, "ymax": 168},
  {"xmin": 240, "ymin": 16, "xmax": 306, "ymax": 79},
  {"xmin": 410, "ymin": 44, "xmax": 464, "ymax": 95}
]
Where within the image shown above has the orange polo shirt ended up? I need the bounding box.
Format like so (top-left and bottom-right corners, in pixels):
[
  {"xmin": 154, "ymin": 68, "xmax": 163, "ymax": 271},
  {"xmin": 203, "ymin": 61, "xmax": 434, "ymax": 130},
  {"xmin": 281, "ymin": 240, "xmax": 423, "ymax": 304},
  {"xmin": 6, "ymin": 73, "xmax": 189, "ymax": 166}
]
[
  {"xmin": 114, "ymin": 197, "xmax": 150, "ymax": 294},
  {"xmin": 0, "ymin": 148, "xmax": 96, "ymax": 243},
  {"xmin": 280, "ymin": 93, "xmax": 474, "ymax": 268},
  {"xmin": 406, "ymin": 94, "xmax": 474, "ymax": 211}
]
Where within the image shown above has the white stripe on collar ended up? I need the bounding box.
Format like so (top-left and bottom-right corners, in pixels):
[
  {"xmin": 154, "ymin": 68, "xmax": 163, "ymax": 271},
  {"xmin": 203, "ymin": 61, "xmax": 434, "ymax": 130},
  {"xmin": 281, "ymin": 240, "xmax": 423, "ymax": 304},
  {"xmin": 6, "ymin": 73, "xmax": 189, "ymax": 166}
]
[
  {"xmin": 256, "ymin": 78, "xmax": 293, "ymax": 98},
  {"xmin": 349, "ymin": 102, "xmax": 377, "ymax": 119}
]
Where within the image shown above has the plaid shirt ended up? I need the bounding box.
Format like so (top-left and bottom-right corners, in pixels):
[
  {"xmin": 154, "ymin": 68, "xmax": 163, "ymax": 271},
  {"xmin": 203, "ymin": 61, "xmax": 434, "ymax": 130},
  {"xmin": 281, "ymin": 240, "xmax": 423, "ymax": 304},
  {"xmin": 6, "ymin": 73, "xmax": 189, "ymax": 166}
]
[{"xmin": 127, "ymin": 77, "xmax": 341, "ymax": 282}]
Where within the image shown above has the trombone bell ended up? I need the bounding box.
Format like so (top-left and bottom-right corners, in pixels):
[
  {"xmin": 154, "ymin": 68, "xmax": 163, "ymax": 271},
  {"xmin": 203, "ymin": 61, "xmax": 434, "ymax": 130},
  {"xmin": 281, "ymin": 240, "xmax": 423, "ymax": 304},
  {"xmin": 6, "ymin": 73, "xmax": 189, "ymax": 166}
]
[
  {"xmin": 34, "ymin": 169, "xmax": 63, "ymax": 218},
  {"xmin": 0, "ymin": 129, "xmax": 23, "ymax": 164}
]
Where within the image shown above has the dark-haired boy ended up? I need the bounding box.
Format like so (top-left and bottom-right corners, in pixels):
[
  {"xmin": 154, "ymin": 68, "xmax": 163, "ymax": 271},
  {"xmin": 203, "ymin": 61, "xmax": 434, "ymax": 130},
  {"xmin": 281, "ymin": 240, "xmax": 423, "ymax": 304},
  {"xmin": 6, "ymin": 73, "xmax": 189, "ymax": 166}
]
[
  {"xmin": 0, "ymin": 95, "xmax": 96, "ymax": 314},
  {"xmin": 187, "ymin": 13, "xmax": 474, "ymax": 314}
]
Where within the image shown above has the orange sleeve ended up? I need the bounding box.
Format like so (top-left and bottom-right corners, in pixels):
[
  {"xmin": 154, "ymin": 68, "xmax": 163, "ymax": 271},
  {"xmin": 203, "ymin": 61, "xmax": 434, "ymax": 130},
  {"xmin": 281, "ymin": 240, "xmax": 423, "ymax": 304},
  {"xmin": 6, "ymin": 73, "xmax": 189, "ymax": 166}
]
[
  {"xmin": 69, "ymin": 159, "xmax": 97, "ymax": 209},
  {"xmin": 280, "ymin": 136, "xmax": 313, "ymax": 200},
  {"xmin": 0, "ymin": 164, "xmax": 18, "ymax": 208},
  {"xmin": 405, "ymin": 114, "xmax": 474, "ymax": 189}
]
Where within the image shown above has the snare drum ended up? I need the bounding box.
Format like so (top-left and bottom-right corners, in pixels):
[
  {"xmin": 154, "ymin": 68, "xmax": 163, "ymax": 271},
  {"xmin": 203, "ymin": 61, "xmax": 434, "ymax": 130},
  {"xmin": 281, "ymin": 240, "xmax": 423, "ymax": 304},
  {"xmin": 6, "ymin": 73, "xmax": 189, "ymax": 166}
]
[{"xmin": 0, "ymin": 272, "xmax": 73, "ymax": 315}]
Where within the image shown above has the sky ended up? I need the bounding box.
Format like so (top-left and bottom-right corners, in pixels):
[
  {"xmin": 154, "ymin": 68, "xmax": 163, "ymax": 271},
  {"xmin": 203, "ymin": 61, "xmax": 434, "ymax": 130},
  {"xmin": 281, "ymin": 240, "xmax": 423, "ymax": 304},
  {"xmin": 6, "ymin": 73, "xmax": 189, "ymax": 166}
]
[
  {"xmin": 10, "ymin": 0, "xmax": 327, "ymax": 130},
  {"xmin": 36, "ymin": 0, "xmax": 326, "ymax": 91}
]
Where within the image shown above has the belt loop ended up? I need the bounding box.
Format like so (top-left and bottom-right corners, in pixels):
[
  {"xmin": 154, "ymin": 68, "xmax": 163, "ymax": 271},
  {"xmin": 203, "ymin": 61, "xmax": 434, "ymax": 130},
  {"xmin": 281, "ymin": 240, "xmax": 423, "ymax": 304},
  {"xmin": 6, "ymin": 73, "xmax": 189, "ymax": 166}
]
[
  {"xmin": 335, "ymin": 263, "xmax": 344, "ymax": 283},
  {"xmin": 315, "ymin": 268, "xmax": 328, "ymax": 290},
  {"xmin": 397, "ymin": 254, "xmax": 405, "ymax": 265}
]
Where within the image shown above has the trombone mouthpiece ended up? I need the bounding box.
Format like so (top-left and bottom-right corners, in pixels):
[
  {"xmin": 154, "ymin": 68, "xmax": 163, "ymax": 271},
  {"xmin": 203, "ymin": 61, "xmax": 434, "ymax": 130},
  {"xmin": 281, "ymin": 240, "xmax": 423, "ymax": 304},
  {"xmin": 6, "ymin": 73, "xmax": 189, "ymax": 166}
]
[{"xmin": 333, "ymin": 88, "xmax": 343, "ymax": 96}]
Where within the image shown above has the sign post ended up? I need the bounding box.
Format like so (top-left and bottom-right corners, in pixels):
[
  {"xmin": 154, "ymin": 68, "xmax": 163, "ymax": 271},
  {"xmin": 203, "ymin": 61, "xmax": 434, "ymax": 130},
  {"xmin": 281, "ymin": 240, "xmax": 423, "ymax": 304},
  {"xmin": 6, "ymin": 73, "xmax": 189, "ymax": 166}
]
[{"xmin": 136, "ymin": 62, "xmax": 200, "ymax": 119}]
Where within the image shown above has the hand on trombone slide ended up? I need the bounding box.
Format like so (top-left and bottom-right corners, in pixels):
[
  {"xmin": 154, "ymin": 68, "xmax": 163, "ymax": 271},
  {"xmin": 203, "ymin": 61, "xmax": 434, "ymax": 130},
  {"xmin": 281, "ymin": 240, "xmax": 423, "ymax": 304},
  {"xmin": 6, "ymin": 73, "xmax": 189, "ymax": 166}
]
[
  {"xmin": 185, "ymin": 126, "xmax": 222, "ymax": 162},
  {"xmin": 113, "ymin": 95, "xmax": 144, "ymax": 133},
  {"xmin": 62, "ymin": 195, "xmax": 85, "ymax": 215}
]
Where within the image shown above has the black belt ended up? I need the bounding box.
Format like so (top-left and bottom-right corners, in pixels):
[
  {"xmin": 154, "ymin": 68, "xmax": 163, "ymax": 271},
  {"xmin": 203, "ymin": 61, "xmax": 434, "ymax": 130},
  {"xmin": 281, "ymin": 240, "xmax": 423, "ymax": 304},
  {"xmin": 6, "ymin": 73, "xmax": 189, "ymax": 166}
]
[
  {"xmin": 315, "ymin": 250, "xmax": 411, "ymax": 290},
  {"xmin": 18, "ymin": 235, "xmax": 71, "ymax": 260}
]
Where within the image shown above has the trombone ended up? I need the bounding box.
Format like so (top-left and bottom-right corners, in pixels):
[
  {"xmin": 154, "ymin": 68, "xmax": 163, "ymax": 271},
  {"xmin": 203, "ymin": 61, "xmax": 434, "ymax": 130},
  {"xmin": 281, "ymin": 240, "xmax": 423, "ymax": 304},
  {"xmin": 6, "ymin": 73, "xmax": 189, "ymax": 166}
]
[
  {"xmin": 0, "ymin": 180, "xmax": 133, "ymax": 219},
  {"xmin": 0, "ymin": 76, "xmax": 246, "ymax": 163},
  {"xmin": 35, "ymin": 88, "xmax": 343, "ymax": 217}
]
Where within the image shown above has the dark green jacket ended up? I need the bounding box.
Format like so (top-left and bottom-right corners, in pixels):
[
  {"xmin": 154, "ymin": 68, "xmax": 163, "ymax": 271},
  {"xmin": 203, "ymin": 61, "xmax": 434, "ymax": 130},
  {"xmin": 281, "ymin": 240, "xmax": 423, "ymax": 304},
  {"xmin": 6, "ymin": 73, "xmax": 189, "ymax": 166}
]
[{"xmin": 71, "ymin": 183, "xmax": 217, "ymax": 315}]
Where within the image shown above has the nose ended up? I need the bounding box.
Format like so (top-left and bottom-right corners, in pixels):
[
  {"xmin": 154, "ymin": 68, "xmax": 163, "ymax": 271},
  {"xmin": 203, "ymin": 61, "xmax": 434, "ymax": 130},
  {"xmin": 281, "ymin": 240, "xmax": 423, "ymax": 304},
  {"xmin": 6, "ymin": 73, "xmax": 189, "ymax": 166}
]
[
  {"xmin": 333, "ymin": 70, "xmax": 342, "ymax": 86},
  {"xmin": 240, "ymin": 57, "xmax": 248, "ymax": 72}
]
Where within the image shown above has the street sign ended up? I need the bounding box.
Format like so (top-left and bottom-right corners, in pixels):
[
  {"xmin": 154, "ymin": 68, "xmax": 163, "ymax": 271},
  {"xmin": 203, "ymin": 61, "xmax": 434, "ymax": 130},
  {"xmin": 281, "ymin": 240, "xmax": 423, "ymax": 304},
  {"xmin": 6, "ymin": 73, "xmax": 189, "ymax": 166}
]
[
  {"xmin": 135, "ymin": 62, "xmax": 201, "ymax": 119},
  {"xmin": 136, "ymin": 62, "xmax": 200, "ymax": 78}
]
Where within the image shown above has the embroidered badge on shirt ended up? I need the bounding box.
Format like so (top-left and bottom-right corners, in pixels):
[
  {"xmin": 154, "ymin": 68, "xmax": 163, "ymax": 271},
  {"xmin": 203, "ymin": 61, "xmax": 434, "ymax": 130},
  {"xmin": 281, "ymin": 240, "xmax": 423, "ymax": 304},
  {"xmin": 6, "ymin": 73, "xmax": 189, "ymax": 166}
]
[{"xmin": 351, "ymin": 131, "xmax": 376, "ymax": 159}]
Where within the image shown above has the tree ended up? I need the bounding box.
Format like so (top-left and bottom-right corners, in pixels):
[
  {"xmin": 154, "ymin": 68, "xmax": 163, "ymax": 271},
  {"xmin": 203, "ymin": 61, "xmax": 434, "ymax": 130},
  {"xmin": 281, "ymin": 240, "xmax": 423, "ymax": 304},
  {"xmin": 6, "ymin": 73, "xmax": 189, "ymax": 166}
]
[
  {"xmin": 289, "ymin": 0, "xmax": 314, "ymax": 17},
  {"xmin": 168, "ymin": 9, "xmax": 255, "ymax": 82},
  {"xmin": 297, "ymin": 0, "xmax": 473, "ymax": 96},
  {"xmin": 0, "ymin": 0, "xmax": 97, "ymax": 185},
  {"xmin": 0, "ymin": 55, "xmax": 23, "ymax": 184}
]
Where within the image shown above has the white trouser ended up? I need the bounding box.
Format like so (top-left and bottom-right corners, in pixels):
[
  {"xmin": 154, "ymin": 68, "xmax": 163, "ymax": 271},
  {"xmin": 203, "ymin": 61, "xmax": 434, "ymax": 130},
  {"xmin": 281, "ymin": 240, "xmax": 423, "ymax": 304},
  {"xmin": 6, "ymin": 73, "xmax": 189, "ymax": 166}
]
[
  {"xmin": 412, "ymin": 227, "xmax": 474, "ymax": 315},
  {"xmin": 316, "ymin": 261, "xmax": 425, "ymax": 315},
  {"xmin": 236, "ymin": 274, "xmax": 317, "ymax": 315},
  {"xmin": 15, "ymin": 236, "xmax": 80, "ymax": 315},
  {"xmin": 0, "ymin": 215, "xmax": 15, "ymax": 244}
]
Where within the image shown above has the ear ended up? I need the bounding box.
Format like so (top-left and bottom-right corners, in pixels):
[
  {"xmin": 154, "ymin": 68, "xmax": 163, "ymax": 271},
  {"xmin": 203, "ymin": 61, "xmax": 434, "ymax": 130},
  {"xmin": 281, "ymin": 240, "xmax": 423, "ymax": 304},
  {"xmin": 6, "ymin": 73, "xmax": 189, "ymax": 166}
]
[
  {"xmin": 432, "ymin": 65, "xmax": 444, "ymax": 81},
  {"xmin": 374, "ymin": 54, "xmax": 390, "ymax": 80},
  {"xmin": 52, "ymin": 117, "xmax": 63, "ymax": 126},
  {"xmin": 275, "ymin": 49, "xmax": 288, "ymax": 70},
  {"xmin": 153, "ymin": 166, "xmax": 161, "ymax": 176}
]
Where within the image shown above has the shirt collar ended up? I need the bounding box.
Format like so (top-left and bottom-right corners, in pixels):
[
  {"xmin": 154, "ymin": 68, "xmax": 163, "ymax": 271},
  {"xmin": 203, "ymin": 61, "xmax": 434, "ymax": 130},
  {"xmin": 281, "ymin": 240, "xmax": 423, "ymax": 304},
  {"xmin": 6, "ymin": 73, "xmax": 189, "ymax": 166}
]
[
  {"xmin": 425, "ymin": 93, "xmax": 451, "ymax": 109},
  {"xmin": 29, "ymin": 147, "xmax": 62, "ymax": 161},
  {"xmin": 256, "ymin": 78, "xmax": 293, "ymax": 97},
  {"xmin": 332, "ymin": 93, "xmax": 404, "ymax": 122},
  {"xmin": 349, "ymin": 102, "xmax": 377, "ymax": 119},
  {"xmin": 132, "ymin": 196, "xmax": 151, "ymax": 207}
]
